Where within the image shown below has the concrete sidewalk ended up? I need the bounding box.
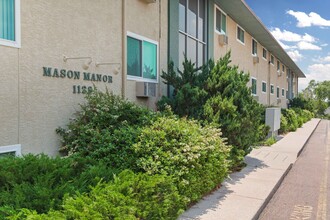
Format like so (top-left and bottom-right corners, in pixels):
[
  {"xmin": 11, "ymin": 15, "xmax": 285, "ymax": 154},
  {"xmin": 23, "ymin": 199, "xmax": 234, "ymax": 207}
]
[{"xmin": 179, "ymin": 118, "xmax": 321, "ymax": 220}]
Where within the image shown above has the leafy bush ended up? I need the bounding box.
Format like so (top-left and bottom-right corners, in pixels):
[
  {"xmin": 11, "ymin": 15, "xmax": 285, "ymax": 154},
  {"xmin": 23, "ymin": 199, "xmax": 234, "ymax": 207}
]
[
  {"xmin": 133, "ymin": 115, "xmax": 231, "ymax": 204},
  {"xmin": 159, "ymin": 52, "xmax": 268, "ymax": 168},
  {"xmin": 10, "ymin": 170, "xmax": 184, "ymax": 220},
  {"xmin": 279, "ymin": 114, "xmax": 289, "ymax": 134},
  {"xmin": 56, "ymin": 89, "xmax": 157, "ymax": 170},
  {"xmin": 0, "ymin": 154, "xmax": 118, "ymax": 217}
]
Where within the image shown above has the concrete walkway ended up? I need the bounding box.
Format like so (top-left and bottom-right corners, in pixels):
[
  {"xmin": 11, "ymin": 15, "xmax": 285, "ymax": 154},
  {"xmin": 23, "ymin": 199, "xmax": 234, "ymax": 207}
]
[{"xmin": 179, "ymin": 118, "xmax": 321, "ymax": 220}]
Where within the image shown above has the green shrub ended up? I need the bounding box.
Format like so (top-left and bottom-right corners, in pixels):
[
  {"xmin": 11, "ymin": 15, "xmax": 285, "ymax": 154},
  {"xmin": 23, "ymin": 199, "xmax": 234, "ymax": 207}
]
[
  {"xmin": 0, "ymin": 154, "xmax": 118, "ymax": 217},
  {"xmin": 159, "ymin": 52, "xmax": 268, "ymax": 169},
  {"xmin": 279, "ymin": 114, "xmax": 289, "ymax": 134},
  {"xmin": 56, "ymin": 89, "xmax": 157, "ymax": 170},
  {"xmin": 282, "ymin": 109, "xmax": 299, "ymax": 132},
  {"xmin": 133, "ymin": 115, "xmax": 231, "ymax": 204},
  {"xmin": 11, "ymin": 170, "xmax": 184, "ymax": 220}
]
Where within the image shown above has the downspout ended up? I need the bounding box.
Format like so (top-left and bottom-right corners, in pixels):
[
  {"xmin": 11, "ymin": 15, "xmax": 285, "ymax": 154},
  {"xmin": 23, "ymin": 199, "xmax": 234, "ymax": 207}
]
[
  {"xmin": 121, "ymin": 0, "xmax": 126, "ymax": 98},
  {"xmin": 158, "ymin": 0, "xmax": 162, "ymax": 97},
  {"xmin": 267, "ymin": 60, "xmax": 271, "ymax": 106}
]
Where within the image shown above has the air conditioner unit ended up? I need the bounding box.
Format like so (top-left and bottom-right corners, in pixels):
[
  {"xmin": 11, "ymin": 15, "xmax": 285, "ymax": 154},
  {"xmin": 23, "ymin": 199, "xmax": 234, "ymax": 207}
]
[
  {"xmin": 253, "ymin": 95, "xmax": 259, "ymax": 102},
  {"xmin": 218, "ymin": 33, "xmax": 228, "ymax": 46},
  {"xmin": 253, "ymin": 56, "xmax": 259, "ymax": 64},
  {"xmin": 277, "ymin": 99, "xmax": 281, "ymax": 104},
  {"xmin": 136, "ymin": 82, "xmax": 157, "ymax": 97},
  {"xmin": 278, "ymin": 71, "xmax": 282, "ymax": 77},
  {"xmin": 142, "ymin": 0, "xmax": 156, "ymax": 3}
]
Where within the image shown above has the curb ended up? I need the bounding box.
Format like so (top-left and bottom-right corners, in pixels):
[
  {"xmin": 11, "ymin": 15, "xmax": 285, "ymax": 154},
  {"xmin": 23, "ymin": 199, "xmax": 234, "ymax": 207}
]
[{"xmin": 252, "ymin": 119, "xmax": 321, "ymax": 220}]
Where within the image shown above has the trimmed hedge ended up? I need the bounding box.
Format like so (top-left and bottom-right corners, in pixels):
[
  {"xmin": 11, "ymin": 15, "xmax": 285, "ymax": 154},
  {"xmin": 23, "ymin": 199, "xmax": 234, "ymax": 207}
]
[
  {"xmin": 0, "ymin": 154, "xmax": 118, "ymax": 218},
  {"xmin": 279, "ymin": 108, "xmax": 314, "ymax": 134},
  {"xmin": 133, "ymin": 115, "xmax": 231, "ymax": 204},
  {"xmin": 9, "ymin": 170, "xmax": 184, "ymax": 220}
]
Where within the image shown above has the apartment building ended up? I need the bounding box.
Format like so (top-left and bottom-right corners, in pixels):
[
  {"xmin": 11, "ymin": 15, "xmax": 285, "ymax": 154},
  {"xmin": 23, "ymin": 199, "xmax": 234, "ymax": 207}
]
[
  {"xmin": 169, "ymin": 0, "xmax": 303, "ymax": 107},
  {"xmin": 0, "ymin": 0, "xmax": 304, "ymax": 156},
  {"xmin": 0, "ymin": 0, "xmax": 168, "ymax": 156}
]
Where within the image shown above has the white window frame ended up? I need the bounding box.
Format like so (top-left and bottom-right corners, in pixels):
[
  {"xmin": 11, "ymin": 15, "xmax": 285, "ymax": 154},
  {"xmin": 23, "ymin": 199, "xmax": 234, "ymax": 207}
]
[
  {"xmin": 262, "ymin": 48, "xmax": 267, "ymax": 61},
  {"xmin": 270, "ymin": 84, "xmax": 274, "ymax": 95},
  {"xmin": 0, "ymin": 144, "xmax": 22, "ymax": 157},
  {"xmin": 214, "ymin": 5, "xmax": 227, "ymax": 35},
  {"xmin": 126, "ymin": 31, "xmax": 159, "ymax": 83},
  {"xmin": 270, "ymin": 55, "xmax": 274, "ymax": 65},
  {"xmin": 236, "ymin": 25, "xmax": 245, "ymax": 45},
  {"xmin": 252, "ymin": 38, "xmax": 258, "ymax": 56},
  {"xmin": 262, "ymin": 81, "xmax": 267, "ymax": 94},
  {"xmin": 251, "ymin": 77, "xmax": 257, "ymax": 96},
  {"xmin": 0, "ymin": 0, "xmax": 21, "ymax": 48}
]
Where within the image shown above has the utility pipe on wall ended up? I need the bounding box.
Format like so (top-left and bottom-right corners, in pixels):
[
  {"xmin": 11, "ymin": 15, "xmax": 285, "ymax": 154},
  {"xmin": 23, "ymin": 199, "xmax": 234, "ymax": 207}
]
[{"xmin": 121, "ymin": 0, "xmax": 126, "ymax": 98}]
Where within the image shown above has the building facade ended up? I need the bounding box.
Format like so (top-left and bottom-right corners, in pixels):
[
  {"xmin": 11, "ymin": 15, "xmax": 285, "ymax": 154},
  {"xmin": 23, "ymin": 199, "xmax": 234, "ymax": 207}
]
[{"xmin": 0, "ymin": 0, "xmax": 304, "ymax": 156}]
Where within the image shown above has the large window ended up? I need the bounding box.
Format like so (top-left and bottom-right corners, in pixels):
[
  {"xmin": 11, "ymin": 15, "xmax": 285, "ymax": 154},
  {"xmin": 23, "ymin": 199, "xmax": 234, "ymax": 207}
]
[
  {"xmin": 251, "ymin": 78, "xmax": 257, "ymax": 95},
  {"xmin": 270, "ymin": 55, "xmax": 274, "ymax": 65},
  {"xmin": 179, "ymin": 0, "xmax": 206, "ymax": 68},
  {"xmin": 262, "ymin": 81, "xmax": 267, "ymax": 93},
  {"xmin": 237, "ymin": 25, "xmax": 245, "ymax": 44},
  {"xmin": 0, "ymin": 0, "xmax": 20, "ymax": 47},
  {"xmin": 262, "ymin": 48, "xmax": 267, "ymax": 60},
  {"xmin": 127, "ymin": 33, "xmax": 158, "ymax": 82},
  {"xmin": 252, "ymin": 39, "xmax": 257, "ymax": 56},
  {"xmin": 215, "ymin": 7, "xmax": 226, "ymax": 34}
]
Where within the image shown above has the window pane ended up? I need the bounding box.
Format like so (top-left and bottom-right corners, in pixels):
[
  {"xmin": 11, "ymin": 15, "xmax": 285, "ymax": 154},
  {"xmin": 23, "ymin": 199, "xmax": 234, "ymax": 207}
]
[
  {"xmin": 143, "ymin": 41, "xmax": 157, "ymax": 80},
  {"xmin": 198, "ymin": 0, "xmax": 204, "ymax": 41},
  {"xmin": 187, "ymin": 0, "xmax": 197, "ymax": 37},
  {"xmin": 0, "ymin": 151, "xmax": 15, "ymax": 158},
  {"xmin": 0, "ymin": 0, "xmax": 15, "ymax": 41},
  {"xmin": 127, "ymin": 37, "xmax": 142, "ymax": 77},
  {"xmin": 252, "ymin": 79, "xmax": 257, "ymax": 94},
  {"xmin": 179, "ymin": 0, "xmax": 186, "ymax": 31},
  {"xmin": 187, "ymin": 37, "xmax": 197, "ymax": 64},
  {"xmin": 221, "ymin": 13, "xmax": 226, "ymax": 33},
  {"xmin": 198, "ymin": 42, "xmax": 204, "ymax": 67},
  {"xmin": 216, "ymin": 9, "xmax": 221, "ymax": 32},
  {"xmin": 179, "ymin": 33, "xmax": 186, "ymax": 69},
  {"xmin": 262, "ymin": 82, "xmax": 266, "ymax": 92}
]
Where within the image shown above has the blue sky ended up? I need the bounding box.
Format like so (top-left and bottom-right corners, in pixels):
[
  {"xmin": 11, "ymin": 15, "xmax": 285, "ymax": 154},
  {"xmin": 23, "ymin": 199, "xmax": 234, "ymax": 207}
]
[{"xmin": 244, "ymin": 0, "xmax": 330, "ymax": 91}]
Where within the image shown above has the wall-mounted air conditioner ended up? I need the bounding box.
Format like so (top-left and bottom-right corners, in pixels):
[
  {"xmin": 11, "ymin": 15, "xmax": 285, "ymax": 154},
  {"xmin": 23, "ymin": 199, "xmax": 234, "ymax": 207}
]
[
  {"xmin": 253, "ymin": 56, "xmax": 259, "ymax": 64},
  {"xmin": 253, "ymin": 95, "xmax": 259, "ymax": 102},
  {"xmin": 218, "ymin": 33, "xmax": 228, "ymax": 46},
  {"xmin": 136, "ymin": 82, "xmax": 157, "ymax": 97},
  {"xmin": 278, "ymin": 71, "xmax": 282, "ymax": 77},
  {"xmin": 142, "ymin": 0, "xmax": 156, "ymax": 3},
  {"xmin": 277, "ymin": 99, "xmax": 281, "ymax": 104}
]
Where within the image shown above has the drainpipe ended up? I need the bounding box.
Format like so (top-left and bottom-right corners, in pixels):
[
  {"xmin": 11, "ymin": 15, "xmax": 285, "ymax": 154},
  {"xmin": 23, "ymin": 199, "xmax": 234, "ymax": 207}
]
[
  {"xmin": 121, "ymin": 0, "xmax": 126, "ymax": 98},
  {"xmin": 267, "ymin": 60, "xmax": 271, "ymax": 106}
]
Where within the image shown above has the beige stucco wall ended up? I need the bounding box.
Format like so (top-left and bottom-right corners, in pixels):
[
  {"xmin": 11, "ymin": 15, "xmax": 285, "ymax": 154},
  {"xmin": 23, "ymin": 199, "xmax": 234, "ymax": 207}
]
[
  {"xmin": 0, "ymin": 0, "xmax": 167, "ymax": 156},
  {"xmin": 213, "ymin": 5, "xmax": 289, "ymax": 108}
]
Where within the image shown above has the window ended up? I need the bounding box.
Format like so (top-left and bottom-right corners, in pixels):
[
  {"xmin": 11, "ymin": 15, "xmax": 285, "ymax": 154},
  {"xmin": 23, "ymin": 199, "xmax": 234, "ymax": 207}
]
[
  {"xmin": 286, "ymin": 90, "xmax": 289, "ymax": 99},
  {"xmin": 0, "ymin": 0, "xmax": 20, "ymax": 47},
  {"xmin": 282, "ymin": 88, "xmax": 285, "ymax": 97},
  {"xmin": 277, "ymin": 87, "xmax": 280, "ymax": 98},
  {"xmin": 237, "ymin": 25, "xmax": 245, "ymax": 44},
  {"xmin": 270, "ymin": 84, "xmax": 274, "ymax": 94},
  {"xmin": 215, "ymin": 7, "xmax": 226, "ymax": 34},
  {"xmin": 262, "ymin": 81, "xmax": 267, "ymax": 93},
  {"xmin": 270, "ymin": 55, "xmax": 274, "ymax": 65},
  {"xmin": 262, "ymin": 48, "xmax": 267, "ymax": 60},
  {"xmin": 251, "ymin": 78, "xmax": 257, "ymax": 95},
  {"xmin": 282, "ymin": 64, "xmax": 285, "ymax": 72},
  {"xmin": 277, "ymin": 60, "xmax": 280, "ymax": 71},
  {"xmin": 0, "ymin": 144, "xmax": 21, "ymax": 158},
  {"xmin": 179, "ymin": 0, "xmax": 206, "ymax": 68},
  {"xmin": 127, "ymin": 33, "xmax": 158, "ymax": 82},
  {"xmin": 252, "ymin": 39, "xmax": 257, "ymax": 56}
]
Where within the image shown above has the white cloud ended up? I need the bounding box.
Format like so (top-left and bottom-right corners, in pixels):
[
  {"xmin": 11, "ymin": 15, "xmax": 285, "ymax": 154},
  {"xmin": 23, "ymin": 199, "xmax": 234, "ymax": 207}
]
[
  {"xmin": 270, "ymin": 28, "xmax": 316, "ymax": 42},
  {"xmin": 299, "ymin": 64, "xmax": 330, "ymax": 91},
  {"xmin": 312, "ymin": 56, "xmax": 330, "ymax": 63},
  {"xmin": 287, "ymin": 50, "xmax": 303, "ymax": 61},
  {"xmin": 287, "ymin": 10, "xmax": 330, "ymax": 28},
  {"xmin": 297, "ymin": 41, "xmax": 322, "ymax": 50},
  {"xmin": 321, "ymin": 43, "xmax": 328, "ymax": 47}
]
